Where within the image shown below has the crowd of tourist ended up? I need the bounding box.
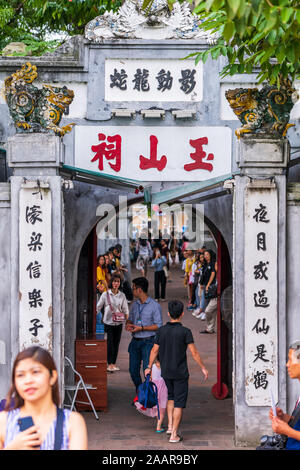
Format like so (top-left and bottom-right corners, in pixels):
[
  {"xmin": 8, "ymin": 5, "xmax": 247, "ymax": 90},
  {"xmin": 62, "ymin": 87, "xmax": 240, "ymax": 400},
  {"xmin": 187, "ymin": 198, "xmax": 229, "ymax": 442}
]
[
  {"xmin": 181, "ymin": 246, "xmax": 218, "ymax": 334},
  {"xmin": 2, "ymin": 231, "xmax": 300, "ymax": 450}
]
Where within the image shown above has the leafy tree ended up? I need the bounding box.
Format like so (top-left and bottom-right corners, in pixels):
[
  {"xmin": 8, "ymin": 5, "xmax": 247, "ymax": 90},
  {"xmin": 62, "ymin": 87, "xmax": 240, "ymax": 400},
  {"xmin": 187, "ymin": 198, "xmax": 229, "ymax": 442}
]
[
  {"xmin": 0, "ymin": 0, "xmax": 122, "ymax": 55},
  {"xmin": 141, "ymin": 0, "xmax": 300, "ymax": 86},
  {"xmin": 188, "ymin": 0, "xmax": 300, "ymax": 85}
]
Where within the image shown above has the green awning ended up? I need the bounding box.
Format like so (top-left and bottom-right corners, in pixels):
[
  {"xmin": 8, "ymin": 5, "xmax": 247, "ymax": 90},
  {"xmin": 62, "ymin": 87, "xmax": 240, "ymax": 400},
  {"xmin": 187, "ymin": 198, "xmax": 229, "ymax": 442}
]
[
  {"xmin": 59, "ymin": 165, "xmax": 239, "ymax": 205},
  {"xmin": 150, "ymin": 172, "xmax": 240, "ymax": 205},
  {"xmin": 60, "ymin": 164, "xmax": 150, "ymax": 197}
]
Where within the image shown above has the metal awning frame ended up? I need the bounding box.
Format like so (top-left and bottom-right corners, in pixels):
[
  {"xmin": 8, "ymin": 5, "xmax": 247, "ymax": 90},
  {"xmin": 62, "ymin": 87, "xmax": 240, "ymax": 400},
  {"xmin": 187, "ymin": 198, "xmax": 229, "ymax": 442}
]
[
  {"xmin": 59, "ymin": 165, "xmax": 241, "ymax": 206},
  {"xmin": 60, "ymin": 164, "xmax": 150, "ymax": 196},
  {"xmin": 149, "ymin": 172, "xmax": 240, "ymax": 206}
]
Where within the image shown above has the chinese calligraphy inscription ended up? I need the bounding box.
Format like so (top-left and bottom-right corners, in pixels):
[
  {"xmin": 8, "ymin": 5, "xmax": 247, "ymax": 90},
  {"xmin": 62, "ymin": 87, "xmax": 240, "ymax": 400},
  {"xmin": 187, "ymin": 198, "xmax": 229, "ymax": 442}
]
[
  {"xmin": 105, "ymin": 59, "xmax": 203, "ymax": 103},
  {"xmin": 19, "ymin": 184, "xmax": 52, "ymax": 352},
  {"xmin": 244, "ymin": 186, "xmax": 278, "ymax": 406},
  {"xmin": 75, "ymin": 126, "xmax": 232, "ymax": 182}
]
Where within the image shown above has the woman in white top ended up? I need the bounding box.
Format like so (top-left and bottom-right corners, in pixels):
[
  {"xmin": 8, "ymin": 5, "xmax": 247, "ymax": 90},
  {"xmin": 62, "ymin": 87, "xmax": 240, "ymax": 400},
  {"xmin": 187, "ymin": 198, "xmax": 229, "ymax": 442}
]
[
  {"xmin": 97, "ymin": 273, "xmax": 129, "ymax": 372},
  {"xmin": 136, "ymin": 238, "xmax": 152, "ymax": 277}
]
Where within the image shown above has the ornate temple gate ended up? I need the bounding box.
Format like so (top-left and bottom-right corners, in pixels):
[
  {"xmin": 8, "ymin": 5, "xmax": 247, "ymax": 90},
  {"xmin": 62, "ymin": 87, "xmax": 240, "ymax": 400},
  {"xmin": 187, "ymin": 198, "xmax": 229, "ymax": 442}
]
[{"xmin": 0, "ymin": 0, "xmax": 300, "ymax": 447}]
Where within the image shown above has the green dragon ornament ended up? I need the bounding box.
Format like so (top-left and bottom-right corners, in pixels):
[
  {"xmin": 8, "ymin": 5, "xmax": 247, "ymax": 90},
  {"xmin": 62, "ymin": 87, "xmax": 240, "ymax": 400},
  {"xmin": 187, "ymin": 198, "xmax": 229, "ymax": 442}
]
[
  {"xmin": 225, "ymin": 78, "xmax": 298, "ymax": 139},
  {"xmin": 4, "ymin": 62, "xmax": 75, "ymax": 137}
]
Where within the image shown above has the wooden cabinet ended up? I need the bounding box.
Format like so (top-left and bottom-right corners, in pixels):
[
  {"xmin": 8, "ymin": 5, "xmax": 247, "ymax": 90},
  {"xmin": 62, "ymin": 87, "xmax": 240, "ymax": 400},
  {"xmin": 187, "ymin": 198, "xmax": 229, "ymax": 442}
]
[{"xmin": 75, "ymin": 335, "xmax": 107, "ymax": 411}]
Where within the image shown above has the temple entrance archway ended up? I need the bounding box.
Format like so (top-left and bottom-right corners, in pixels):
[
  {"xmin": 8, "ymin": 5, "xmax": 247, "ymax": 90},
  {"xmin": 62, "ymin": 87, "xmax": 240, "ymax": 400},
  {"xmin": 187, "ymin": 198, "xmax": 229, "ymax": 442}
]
[{"xmin": 72, "ymin": 195, "xmax": 233, "ymax": 424}]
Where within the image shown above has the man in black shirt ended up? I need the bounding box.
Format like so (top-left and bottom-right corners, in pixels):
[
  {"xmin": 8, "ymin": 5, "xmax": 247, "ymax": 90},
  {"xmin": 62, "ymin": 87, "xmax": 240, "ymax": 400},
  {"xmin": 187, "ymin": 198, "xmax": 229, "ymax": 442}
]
[{"xmin": 145, "ymin": 300, "xmax": 208, "ymax": 444}]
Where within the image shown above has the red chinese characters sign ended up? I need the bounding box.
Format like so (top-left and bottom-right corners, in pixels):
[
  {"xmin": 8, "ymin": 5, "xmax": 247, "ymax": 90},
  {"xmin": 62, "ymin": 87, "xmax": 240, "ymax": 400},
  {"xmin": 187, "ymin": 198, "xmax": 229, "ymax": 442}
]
[
  {"xmin": 75, "ymin": 126, "xmax": 231, "ymax": 181},
  {"xmin": 91, "ymin": 133, "xmax": 122, "ymax": 172}
]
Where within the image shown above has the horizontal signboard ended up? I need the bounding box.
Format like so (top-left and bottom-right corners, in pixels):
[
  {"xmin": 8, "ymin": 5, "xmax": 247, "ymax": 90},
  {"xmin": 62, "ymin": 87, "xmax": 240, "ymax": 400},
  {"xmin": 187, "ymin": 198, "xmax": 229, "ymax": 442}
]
[
  {"xmin": 105, "ymin": 58, "xmax": 203, "ymax": 102},
  {"xmin": 74, "ymin": 125, "xmax": 232, "ymax": 182}
]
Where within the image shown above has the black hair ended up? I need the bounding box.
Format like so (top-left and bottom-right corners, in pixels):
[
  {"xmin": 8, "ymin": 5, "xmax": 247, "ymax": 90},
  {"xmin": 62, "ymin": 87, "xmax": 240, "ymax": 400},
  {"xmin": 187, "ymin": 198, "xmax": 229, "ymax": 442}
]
[
  {"xmin": 168, "ymin": 300, "xmax": 184, "ymax": 319},
  {"xmin": 108, "ymin": 272, "xmax": 122, "ymax": 289},
  {"xmin": 205, "ymin": 249, "xmax": 216, "ymax": 263},
  {"xmin": 97, "ymin": 254, "xmax": 105, "ymax": 264},
  {"xmin": 139, "ymin": 238, "xmax": 147, "ymax": 247},
  {"xmin": 132, "ymin": 276, "xmax": 149, "ymax": 293},
  {"xmin": 5, "ymin": 346, "xmax": 60, "ymax": 411}
]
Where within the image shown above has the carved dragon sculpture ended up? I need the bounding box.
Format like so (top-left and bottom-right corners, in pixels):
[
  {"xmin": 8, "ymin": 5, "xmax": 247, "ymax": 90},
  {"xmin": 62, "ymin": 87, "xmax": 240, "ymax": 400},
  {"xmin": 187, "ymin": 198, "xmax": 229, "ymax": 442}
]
[
  {"xmin": 4, "ymin": 62, "xmax": 75, "ymax": 137},
  {"xmin": 225, "ymin": 79, "xmax": 298, "ymax": 139}
]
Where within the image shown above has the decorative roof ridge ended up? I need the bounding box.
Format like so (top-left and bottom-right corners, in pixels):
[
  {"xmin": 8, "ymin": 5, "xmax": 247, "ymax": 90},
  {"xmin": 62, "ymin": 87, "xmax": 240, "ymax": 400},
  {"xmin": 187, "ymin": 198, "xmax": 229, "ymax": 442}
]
[{"xmin": 85, "ymin": 0, "xmax": 218, "ymax": 42}]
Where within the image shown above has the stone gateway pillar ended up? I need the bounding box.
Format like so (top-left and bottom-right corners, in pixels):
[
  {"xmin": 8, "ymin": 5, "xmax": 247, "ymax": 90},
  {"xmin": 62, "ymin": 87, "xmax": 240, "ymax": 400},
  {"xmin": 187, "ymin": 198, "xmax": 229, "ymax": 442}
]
[
  {"xmin": 7, "ymin": 134, "xmax": 65, "ymax": 388},
  {"xmin": 233, "ymin": 135, "xmax": 289, "ymax": 445}
]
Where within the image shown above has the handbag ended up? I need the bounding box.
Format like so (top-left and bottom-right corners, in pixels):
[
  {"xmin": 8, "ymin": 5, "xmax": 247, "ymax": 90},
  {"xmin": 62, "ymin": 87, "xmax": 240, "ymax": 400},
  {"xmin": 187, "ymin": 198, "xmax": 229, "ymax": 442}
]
[
  {"xmin": 54, "ymin": 407, "xmax": 64, "ymax": 450},
  {"xmin": 163, "ymin": 266, "xmax": 169, "ymax": 278},
  {"xmin": 106, "ymin": 290, "xmax": 126, "ymax": 323},
  {"xmin": 188, "ymin": 272, "xmax": 194, "ymax": 284},
  {"xmin": 205, "ymin": 283, "xmax": 217, "ymax": 299},
  {"xmin": 135, "ymin": 374, "xmax": 160, "ymax": 420},
  {"xmin": 256, "ymin": 401, "xmax": 300, "ymax": 450}
]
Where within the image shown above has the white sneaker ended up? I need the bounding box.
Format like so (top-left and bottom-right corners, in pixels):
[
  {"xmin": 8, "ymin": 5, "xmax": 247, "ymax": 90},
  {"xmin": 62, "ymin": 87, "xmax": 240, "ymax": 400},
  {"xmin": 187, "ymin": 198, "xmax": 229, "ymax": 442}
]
[
  {"xmin": 200, "ymin": 313, "xmax": 206, "ymax": 320},
  {"xmin": 192, "ymin": 309, "xmax": 200, "ymax": 316}
]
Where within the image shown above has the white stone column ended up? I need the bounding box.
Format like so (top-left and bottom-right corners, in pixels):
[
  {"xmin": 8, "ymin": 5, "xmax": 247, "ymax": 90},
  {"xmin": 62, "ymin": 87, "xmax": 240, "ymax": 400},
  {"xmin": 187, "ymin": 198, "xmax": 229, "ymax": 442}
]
[
  {"xmin": 8, "ymin": 134, "xmax": 65, "ymax": 393},
  {"xmin": 233, "ymin": 135, "xmax": 289, "ymax": 446},
  {"xmin": 0, "ymin": 183, "xmax": 11, "ymax": 397},
  {"xmin": 287, "ymin": 184, "xmax": 300, "ymax": 411}
]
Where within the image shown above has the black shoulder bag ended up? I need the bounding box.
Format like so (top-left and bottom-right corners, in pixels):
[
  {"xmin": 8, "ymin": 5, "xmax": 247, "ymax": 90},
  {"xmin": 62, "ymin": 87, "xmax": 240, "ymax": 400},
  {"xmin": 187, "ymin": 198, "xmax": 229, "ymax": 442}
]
[
  {"xmin": 54, "ymin": 407, "xmax": 65, "ymax": 450},
  {"xmin": 205, "ymin": 283, "xmax": 217, "ymax": 300}
]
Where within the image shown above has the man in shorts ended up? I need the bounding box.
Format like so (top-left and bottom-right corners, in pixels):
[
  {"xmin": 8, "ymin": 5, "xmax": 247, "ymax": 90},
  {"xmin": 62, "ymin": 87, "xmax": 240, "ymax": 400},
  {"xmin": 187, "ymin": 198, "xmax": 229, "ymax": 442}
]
[{"xmin": 145, "ymin": 300, "xmax": 208, "ymax": 443}]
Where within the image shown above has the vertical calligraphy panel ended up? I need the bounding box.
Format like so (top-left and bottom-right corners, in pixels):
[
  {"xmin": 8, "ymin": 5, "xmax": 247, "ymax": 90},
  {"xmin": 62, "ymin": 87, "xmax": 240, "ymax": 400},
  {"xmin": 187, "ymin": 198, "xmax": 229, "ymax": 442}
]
[
  {"xmin": 19, "ymin": 183, "xmax": 52, "ymax": 352},
  {"xmin": 244, "ymin": 186, "xmax": 278, "ymax": 406}
]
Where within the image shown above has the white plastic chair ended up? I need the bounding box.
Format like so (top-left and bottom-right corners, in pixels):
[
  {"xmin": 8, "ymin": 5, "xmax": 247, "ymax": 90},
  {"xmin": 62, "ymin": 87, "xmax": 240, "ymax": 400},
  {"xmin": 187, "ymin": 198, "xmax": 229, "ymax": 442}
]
[{"xmin": 64, "ymin": 356, "xmax": 99, "ymax": 420}]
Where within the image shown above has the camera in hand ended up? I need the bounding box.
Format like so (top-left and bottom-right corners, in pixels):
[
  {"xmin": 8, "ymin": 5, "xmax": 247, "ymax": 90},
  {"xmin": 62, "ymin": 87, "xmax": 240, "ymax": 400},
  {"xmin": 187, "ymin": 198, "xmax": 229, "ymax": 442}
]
[{"xmin": 258, "ymin": 433, "xmax": 287, "ymax": 450}]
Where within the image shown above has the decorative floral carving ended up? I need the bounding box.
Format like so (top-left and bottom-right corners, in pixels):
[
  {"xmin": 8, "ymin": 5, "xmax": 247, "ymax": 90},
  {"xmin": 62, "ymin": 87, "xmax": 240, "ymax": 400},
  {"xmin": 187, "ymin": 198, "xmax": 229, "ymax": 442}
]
[{"xmin": 85, "ymin": 0, "xmax": 217, "ymax": 42}]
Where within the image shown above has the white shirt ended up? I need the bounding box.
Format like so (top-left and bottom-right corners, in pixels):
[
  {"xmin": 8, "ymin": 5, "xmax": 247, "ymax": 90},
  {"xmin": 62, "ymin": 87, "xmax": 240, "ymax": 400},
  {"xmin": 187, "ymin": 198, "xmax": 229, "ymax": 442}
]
[
  {"xmin": 97, "ymin": 289, "xmax": 129, "ymax": 326},
  {"xmin": 137, "ymin": 241, "xmax": 152, "ymax": 257}
]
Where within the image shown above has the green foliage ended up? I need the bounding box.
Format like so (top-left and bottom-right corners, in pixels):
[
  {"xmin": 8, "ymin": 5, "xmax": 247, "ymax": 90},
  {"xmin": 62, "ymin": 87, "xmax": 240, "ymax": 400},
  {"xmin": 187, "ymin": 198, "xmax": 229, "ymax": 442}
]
[
  {"xmin": 190, "ymin": 0, "xmax": 300, "ymax": 85},
  {"xmin": 0, "ymin": 0, "xmax": 122, "ymax": 56}
]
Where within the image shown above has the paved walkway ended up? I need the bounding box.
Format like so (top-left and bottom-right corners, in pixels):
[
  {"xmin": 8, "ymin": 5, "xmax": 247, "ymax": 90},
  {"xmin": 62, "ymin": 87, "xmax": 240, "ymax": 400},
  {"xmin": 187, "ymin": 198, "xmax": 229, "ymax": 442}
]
[{"xmin": 82, "ymin": 263, "xmax": 253, "ymax": 450}]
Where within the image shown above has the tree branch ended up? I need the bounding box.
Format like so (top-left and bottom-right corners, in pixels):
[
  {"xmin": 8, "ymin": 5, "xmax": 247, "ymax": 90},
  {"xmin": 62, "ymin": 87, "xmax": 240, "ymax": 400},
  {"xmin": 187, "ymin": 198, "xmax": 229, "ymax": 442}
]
[{"xmin": 6, "ymin": 0, "xmax": 27, "ymax": 26}]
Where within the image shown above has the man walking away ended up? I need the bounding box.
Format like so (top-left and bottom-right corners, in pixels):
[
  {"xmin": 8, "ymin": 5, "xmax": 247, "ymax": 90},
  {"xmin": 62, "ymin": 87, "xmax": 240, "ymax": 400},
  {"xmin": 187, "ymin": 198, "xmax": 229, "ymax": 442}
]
[{"xmin": 145, "ymin": 300, "xmax": 208, "ymax": 443}]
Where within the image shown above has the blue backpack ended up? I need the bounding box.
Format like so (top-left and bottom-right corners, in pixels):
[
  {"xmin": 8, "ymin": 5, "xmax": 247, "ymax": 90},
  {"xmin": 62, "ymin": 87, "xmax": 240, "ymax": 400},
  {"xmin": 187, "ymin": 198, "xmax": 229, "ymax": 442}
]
[{"xmin": 136, "ymin": 374, "xmax": 160, "ymax": 419}]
